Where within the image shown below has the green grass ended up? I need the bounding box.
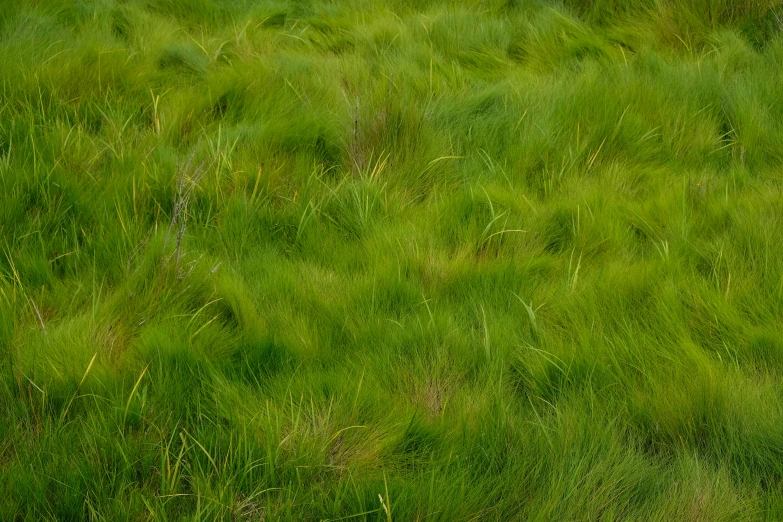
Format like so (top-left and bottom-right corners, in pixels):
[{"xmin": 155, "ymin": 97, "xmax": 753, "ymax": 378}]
[{"xmin": 2, "ymin": 0, "xmax": 783, "ymax": 519}]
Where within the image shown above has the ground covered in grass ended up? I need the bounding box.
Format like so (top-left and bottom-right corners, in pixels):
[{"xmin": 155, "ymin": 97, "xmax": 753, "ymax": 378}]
[{"xmin": 2, "ymin": 0, "xmax": 783, "ymax": 519}]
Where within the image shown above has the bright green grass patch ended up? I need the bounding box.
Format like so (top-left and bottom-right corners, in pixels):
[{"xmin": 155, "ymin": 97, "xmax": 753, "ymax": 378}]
[{"xmin": 2, "ymin": 0, "xmax": 783, "ymax": 520}]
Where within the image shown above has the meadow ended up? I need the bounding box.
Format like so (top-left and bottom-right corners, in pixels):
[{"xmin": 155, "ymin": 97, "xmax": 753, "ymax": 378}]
[{"xmin": 2, "ymin": 0, "xmax": 783, "ymax": 519}]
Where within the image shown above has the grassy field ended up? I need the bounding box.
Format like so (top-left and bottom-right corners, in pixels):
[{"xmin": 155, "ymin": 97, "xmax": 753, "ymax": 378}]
[{"xmin": 2, "ymin": 0, "xmax": 783, "ymax": 519}]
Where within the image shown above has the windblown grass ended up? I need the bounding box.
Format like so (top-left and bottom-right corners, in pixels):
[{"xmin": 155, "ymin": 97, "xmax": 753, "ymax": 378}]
[{"xmin": 2, "ymin": 0, "xmax": 783, "ymax": 519}]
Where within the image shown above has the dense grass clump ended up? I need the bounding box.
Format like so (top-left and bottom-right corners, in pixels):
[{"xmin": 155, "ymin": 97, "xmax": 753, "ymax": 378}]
[{"xmin": 2, "ymin": 0, "xmax": 783, "ymax": 519}]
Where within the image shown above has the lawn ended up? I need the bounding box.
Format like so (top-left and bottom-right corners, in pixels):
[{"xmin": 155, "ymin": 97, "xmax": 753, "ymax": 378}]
[{"xmin": 2, "ymin": 0, "xmax": 783, "ymax": 519}]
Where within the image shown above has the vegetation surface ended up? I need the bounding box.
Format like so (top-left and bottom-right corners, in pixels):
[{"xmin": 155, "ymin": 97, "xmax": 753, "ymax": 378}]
[{"xmin": 3, "ymin": 0, "xmax": 783, "ymax": 520}]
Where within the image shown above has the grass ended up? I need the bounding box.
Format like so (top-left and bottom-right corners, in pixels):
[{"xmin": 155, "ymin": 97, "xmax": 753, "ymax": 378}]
[{"xmin": 2, "ymin": 0, "xmax": 783, "ymax": 519}]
